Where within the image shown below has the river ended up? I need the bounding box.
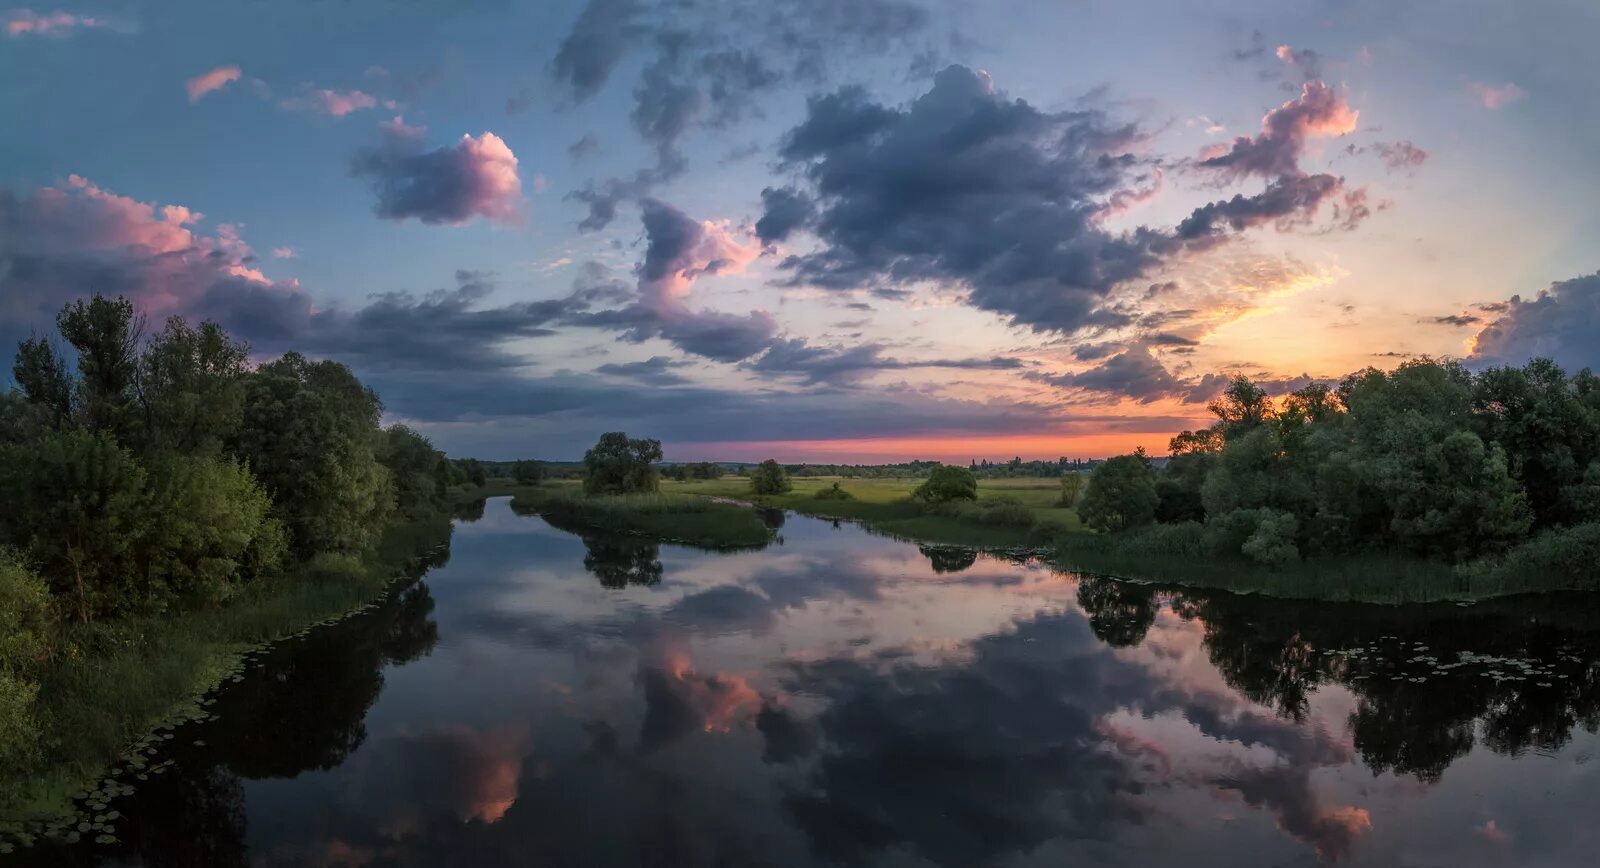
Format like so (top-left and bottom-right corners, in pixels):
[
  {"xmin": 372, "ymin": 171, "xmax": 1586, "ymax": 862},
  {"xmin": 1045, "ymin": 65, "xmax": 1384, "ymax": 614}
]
[{"xmin": 20, "ymin": 496, "xmax": 1600, "ymax": 867}]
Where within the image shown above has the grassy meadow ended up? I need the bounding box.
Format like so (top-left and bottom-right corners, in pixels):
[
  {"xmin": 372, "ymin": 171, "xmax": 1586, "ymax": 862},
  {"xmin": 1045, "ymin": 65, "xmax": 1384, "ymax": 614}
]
[{"xmin": 507, "ymin": 487, "xmax": 773, "ymax": 549}]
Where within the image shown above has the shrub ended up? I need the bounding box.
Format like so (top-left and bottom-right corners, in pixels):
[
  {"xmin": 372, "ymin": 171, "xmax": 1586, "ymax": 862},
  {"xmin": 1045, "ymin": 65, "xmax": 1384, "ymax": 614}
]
[
  {"xmin": 814, "ymin": 482, "xmax": 854, "ymax": 501},
  {"xmin": 306, "ymin": 551, "xmax": 368, "ymax": 584},
  {"xmin": 1241, "ymin": 510, "xmax": 1300, "ymax": 566},
  {"xmin": 913, "ymin": 465, "xmax": 978, "ymax": 503},
  {"xmin": 1462, "ymin": 522, "xmax": 1600, "ymax": 585},
  {"xmin": 0, "ymin": 672, "xmax": 42, "ymax": 772},
  {"xmin": 1116, "ymin": 521, "xmax": 1206, "ymax": 557},
  {"xmin": 1059, "ymin": 473, "xmax": 1086, "ymax": 508},
  {"xmin": 750, "ymin": 459, "xmax": 793, "ymax": 495},
  {"xmin": 0, "ymin": 550, "xmax": 55, "ymax": 674}
]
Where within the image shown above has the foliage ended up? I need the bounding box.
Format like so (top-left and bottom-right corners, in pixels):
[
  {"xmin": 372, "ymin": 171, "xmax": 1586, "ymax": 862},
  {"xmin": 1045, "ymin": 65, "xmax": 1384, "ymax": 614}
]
[
  {"xmin": 912, "ymin": 464, "xmax": 978, "ymax": 503},
  {"xmin": 0, "ymin": 429, "xmax": 151, "ymax": 621},
  {"xmin": 582, "ymin": 432, "xmax": 663, "ymax": 495},
  {"xmin": 136, "ymin": 317, "xmax": 250, "ymax": 455},
  {"xmin": 514, "ymin": 490, "xmax": 770, "ymax": 549},
  {"xmin": 1059, "ymin": 473, "xmax": 1086, "ymax": 508},
  {"xmin": 750, "ymin": 458, "xmax": 793, "ymax": 495},
  {"xmin": 512, "ymin": 459, "xmax": 546, "ymax": 485},
  {"xmin": 232, "ymin": 352, "xmax": 395, "ymax": 557},
  {"xmin": 0, "ymin": 673, "xmax": 42, "ymax": 773},
  {"xmin": 0, "ymin": 550, "xmax": 55, "ymax": 675},
  {"xmin": 1460, "ymin": 522, "xmax": 1600, "ymax": 587},
  {"xmin": 814, "ymin": 481, "xmax": 854, "ymax": 500},
  {"xmin": 1079, "ymin": 451, "xmax": 1159, "ymax": 532},
  {"xmin": 143, "ymin": 453, "xmax": 287, "ymax": 606},
  {"xmin": 379, "ymin": 425, "xmax": 451, "ymax": 520}
]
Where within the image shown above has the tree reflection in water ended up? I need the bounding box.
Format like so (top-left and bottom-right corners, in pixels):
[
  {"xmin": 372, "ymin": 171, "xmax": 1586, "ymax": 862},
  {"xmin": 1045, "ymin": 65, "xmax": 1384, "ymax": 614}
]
[
  {"xmin": 581, "ymin": 535, "xmax": 664, "ymax": 589},
  {"xmin": 918, "ymin": 545, "xmax": 978, "ymax": 574}
]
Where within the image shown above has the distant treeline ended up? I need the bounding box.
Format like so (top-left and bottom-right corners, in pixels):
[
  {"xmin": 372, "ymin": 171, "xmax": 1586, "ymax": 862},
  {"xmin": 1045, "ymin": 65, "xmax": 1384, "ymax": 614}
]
[
  {"xmin": 1075, "ymin": 358, "xmax": 1600, "ymax": 577},
  {"xmin": 0, "ymin": 295, "xmax": 456, "ymax": 770}
]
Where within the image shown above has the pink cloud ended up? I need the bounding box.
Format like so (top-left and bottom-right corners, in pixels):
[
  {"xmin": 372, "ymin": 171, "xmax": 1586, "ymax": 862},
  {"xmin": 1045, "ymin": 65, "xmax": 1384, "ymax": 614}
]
[
  {"xmin": 280, "ymin": 87, "xmax": 379, "ymax": 117},
  {"xmin": 5, "ymin": 9, "xmax": 108, "ymax": 37},
  {"xmin": 271, "ymin": 246, "xmax": 297, "ymax": 259},
  {"xmin": 0, "ymin": 175, "xmax": 308, "ymax": 328},
  {"xmin": 1200, "ymin": 81, "xmax": 1359, "ymax": 180},
  {"xmin": 187, "ymin": 65, "xmax": 242, "ymax": 102},
  {"xmin": 1471, "ymin": 81, "xmax": 1527, "ymax": 109},
  {"xmin": 351, "ymin": 124, "xmax": 524, "ymax": 225}
]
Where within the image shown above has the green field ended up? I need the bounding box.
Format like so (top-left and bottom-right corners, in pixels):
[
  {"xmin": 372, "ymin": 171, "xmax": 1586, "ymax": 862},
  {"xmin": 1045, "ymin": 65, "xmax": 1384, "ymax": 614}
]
[{"xmin": 502, "ymin": 486, "xmax": 774, "ymax": 549}]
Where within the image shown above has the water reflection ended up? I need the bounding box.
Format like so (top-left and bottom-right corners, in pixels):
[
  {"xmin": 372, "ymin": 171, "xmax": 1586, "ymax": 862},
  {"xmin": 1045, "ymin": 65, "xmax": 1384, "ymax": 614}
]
[{"xmin": 26, "ymin": 497, "xmax": 1600, "ymax": 867}]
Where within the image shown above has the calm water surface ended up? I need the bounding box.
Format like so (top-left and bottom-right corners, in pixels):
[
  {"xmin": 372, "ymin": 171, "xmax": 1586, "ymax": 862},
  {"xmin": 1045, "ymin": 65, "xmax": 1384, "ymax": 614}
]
[{"xmin": 23, "ymin": 497, "xmax": 1600, "ymax": 867}]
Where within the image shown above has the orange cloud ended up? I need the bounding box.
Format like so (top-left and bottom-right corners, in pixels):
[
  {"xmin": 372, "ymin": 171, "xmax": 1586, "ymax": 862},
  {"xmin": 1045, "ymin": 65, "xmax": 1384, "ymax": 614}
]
[
  {"xmin": 187, "ymin": 65, "xmax": 242, "ymax": 102},
  {"xmin": 5, "ymin": 9, "xmax": 108, "ymax": 37}
]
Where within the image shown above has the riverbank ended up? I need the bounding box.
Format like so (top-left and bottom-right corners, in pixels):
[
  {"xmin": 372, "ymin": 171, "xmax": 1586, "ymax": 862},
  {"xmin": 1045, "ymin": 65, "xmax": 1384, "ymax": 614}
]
[
  {"xmin": 0, "ymin": 516, "xmax": 452, "ymax": 833},
  {"xmin": 502, "ymin": 486, "xmax": 773, "ymax": 549},
  {"xmin": 662, "ymin": 476, "xmax": 1082, "ymax": 548}
]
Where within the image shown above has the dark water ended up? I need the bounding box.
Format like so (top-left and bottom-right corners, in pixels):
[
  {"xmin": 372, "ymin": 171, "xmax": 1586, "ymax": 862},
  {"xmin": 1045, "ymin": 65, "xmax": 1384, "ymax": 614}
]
[{"xmin": 19, "ymin": 497, "xmax": 1600, "ymax": 867}]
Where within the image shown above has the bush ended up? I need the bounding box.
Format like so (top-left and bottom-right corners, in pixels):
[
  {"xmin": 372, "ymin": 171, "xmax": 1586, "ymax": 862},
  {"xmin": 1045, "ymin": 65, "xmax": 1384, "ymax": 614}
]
[
  {"xmin": 0, "ymin": 550, "xmax": 55, "ymax": 674},
  {"xmin": 750, "ymin": 459, "xmax": 793, "ymax": 495},
  {"xmin": 513, "ymin": 460, "xmax": 546, "ymax": 485},
  {"xmin": 924, "ymin": 498, "xmax": 1036, "ymax": 528},
  {"xmin": 1462, "ymin": 522, "xmax": 1600, "ymax": 585},
  {"xmin": 814, "ymin": 482, "xmax": 854, "ymax": 501},
  {"xmin": 1116, "ymin": 521, "xmax": 1206, "ymax": 557},
  {"xmin": 913, "ymin": 465, "xmax": 978, "ymax": 503},
  {"xmin": 1205, "ymin": 508, "xmax": 1300, "ymax": 566},
  {"xmin": 306, "ymin": 551, "xmax": 368, "ymax": 584},
  {"xmin": 0, "ymin": 672, "xmax": 42, "ymax": 772}
]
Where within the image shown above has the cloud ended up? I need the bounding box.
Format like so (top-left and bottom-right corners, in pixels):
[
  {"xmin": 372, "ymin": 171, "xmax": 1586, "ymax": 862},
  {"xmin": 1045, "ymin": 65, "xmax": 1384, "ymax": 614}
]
[
  {"xmin": 750, "ymin": 337, "xmax": 1023, "ymax": 386},
  {"xmin": 1471, "ymin": 81, "xmax": 1527, "ymax": 109},
  {"xmin": 771, "ymin": 65, "xmax": 1193, "ymax": 334},
  {"xmin": 1428, "ymin": 313, "xmax": 1482, "ymax": 327},
  {"xmin": 1199, "ymin": 81, "xmax": 1358, "ymax": 180},
  {"xmin": 279, "ymin": 87, "xmax": 379, "ymax": 117},
  {"xmin": 1373, "ymin": 140, "xmax": 1429, "ymax": 172},
  {"xmin": 551, "ymin": 0, "xmax": 931, "ymax": 229},
  {"xmin": 1039, "ymin": 345, "xmax": 1227, "ymax": 404},
  {"xmin": 187, "ymin": 65, "xmax": 242, "ymax": 102},
  {"xmin": 5, "ymin": 9, "xmax": 112, "ymax": 37},
  {"xmin": 351, "ymin": 120, "xmax": 524, "ymax": 225},
  {"xmin": 568, "ymin": 132, "xmax": 600, "ymax": 161},
  {"xmin": 1274, "ymin": 44, "xmax": 1323, "ymax": 81},
  {"xmin": 1470, "ymin": 272, "xmax": 1600, "ymax": 371},
  {"xmin": 595, "ymin": 355, "xmax": 694, "ymax": 385},
  {"xmin": 270, "ymin": 246, "xmax": 297, "ymax": 259},
  {"xmin": 0, "ymin": 175, "xmax": 294, "ymax": 335},
  {"xmin": 754, "ymin": 186, "xmax": 815, "ymax": 244}
]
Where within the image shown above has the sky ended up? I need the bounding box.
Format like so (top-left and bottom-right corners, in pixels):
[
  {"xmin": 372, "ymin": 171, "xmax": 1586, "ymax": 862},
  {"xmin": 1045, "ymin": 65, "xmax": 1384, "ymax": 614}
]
[{"xmin": 3, "ymin": 0, "xmax": 1599, "ymax": 462}]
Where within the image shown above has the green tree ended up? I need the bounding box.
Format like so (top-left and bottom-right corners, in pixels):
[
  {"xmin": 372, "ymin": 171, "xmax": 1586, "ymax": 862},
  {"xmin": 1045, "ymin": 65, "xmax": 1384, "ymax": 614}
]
[
  {"xmin": 750, "ymin": 459, "xmax": 793, "ymax": 495},
  {"xmin": 513, "ymin": 459, "xmax": 547, "ymax": 485},
  {"xmin": 582, "ymin": 432, "xmax": 662, "ymax": 495},
  {"xmin": 143, "ymin": 453, "xmax": 287, "ymax": 607},
  {"xmin": 136, "ymin": 317, "xmax": 250, "ymax": 455},
  {"xmin": 1059, "ymin": 473, "xmax": 1087, "ymax": 508},
  {"xmin": 1079, "ymin": 450, "xmax": 1159, "ymax": 532},
  {"xmin": 912, "ymin": 465, "xmax": 978, "ymax": 502},
  {"xmin": 379, "ymin": 425, "xmax": 450, "ymax": 520},
  {"xmin": 10, "ymin": 335, "xmax": 73, "ymax": 430},
  {"xmin": 232, "ymin": 352, "xmax": 394, "ymax": 558},
  {"xmin": 56, "ymin": 295, "xmax": 141, "ymax": 439},
  {"xmin": 0, "ymin": 430, "xmax": 150, "ymax": 621}
]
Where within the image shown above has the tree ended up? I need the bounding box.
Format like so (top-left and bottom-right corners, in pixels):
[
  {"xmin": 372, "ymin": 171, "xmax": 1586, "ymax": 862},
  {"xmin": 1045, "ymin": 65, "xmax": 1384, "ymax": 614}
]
[
  {"xmin": 582, "ymin": 432, "xmax": 662, "ymax": 495},
  {"xmin": 0, "ymin": 430, "xmax": 150, "ymax": 621},
  {"xmin": 1059, "ymin": 473, "xmax": 1086, "ymax": 507},
  {"xmin": 1079, "ymin": 450, "xmax": 1159, "ymax": 532},
  {"xmin": 143, "ymin": 453, "xmax": 287, "ymax": 607},
  {"xmin": 56, "ymin": 295, "xmax": 141, "ymax": 439},
  {"xmin": 750, "ymin": 459, "xmax": 792, "ymax": 495},
  {"xmin": 913, "ymin": 465, "xmax": 978, "ymax": 502},
  {"xmin": 513, "ymin": 459, "xmax": 547, "ymax": 485},
  {"xmin": 10, "ymin": 336, "xmax": 72, "ymax": 430},
  {"xmin": 1208, "ymin": 375, "xmax": 1272, "ymax": 443},
  {"xmin": 231, "ymin": 352, "xmax": 394, "ymax": 558},
  {"xmin": 455, "ymin": 457, "xmax": 488, "ymax": 487},
  {"xmin": 136, "ymin": 317, "xmax": 250, "ymax": 455},
  {"xmin": 379, "ymin": 425, "xmax": 451, "ymax": 520}
]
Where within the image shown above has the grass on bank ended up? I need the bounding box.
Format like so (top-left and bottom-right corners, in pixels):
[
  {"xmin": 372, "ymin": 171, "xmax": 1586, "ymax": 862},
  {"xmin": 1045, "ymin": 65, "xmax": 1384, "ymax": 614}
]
[
  {"xmin": 0, "ymin": 517, "xmax": 449, "ymax": 825},
  {"xmin": 662, "ymin": 475, "xmax": 1085, "ymax": 548},
  {"xmin": 506, "ymin": 486, "xmax": 773, "ymax": 549}
]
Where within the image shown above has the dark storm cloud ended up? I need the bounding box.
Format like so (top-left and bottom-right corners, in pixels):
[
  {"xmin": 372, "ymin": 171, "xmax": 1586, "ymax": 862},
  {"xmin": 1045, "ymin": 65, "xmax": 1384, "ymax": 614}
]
[
  {"xmin": 594, "ymin": 355, "xmax": 693, "ymax": 384},
  {"xmin": 1471, "ymin": 272, "xmax": 1600, "ymax": 371},
  {"xmin": 567, "ymin": 132, "xmax": 600, "ymax": 161},
  {"xmin": 1175, "ymin": 173, "xmax": 1341, "ymax": 239},
  {"xmin": 551, "ymin": 0, "xmax": 641, "ymax": 100},
  {"xmin": 771, "ymin": 65, "xmax": 1189, "ymax": 334},
  {"xmin": 552, "ymin": 0, "xmax": 932, "ymax": 230},
  {"xmin": 750, "ymin": 337, "xmax": 1024, "ymax": 386},
  {"xmin": 1428, "ymin": 313, "xmax": 1482, "ymax": 327},
  {"xmin": 754, "ymin": 186, "xmax": 815, "ymax": 244},
  {"xmin": 1039, "ymin": 345, "xmax": 1227, "ymax": 404},
  {"xmin": 349, "ymin": 120, "xmax": 523, "ymax": 225}
]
